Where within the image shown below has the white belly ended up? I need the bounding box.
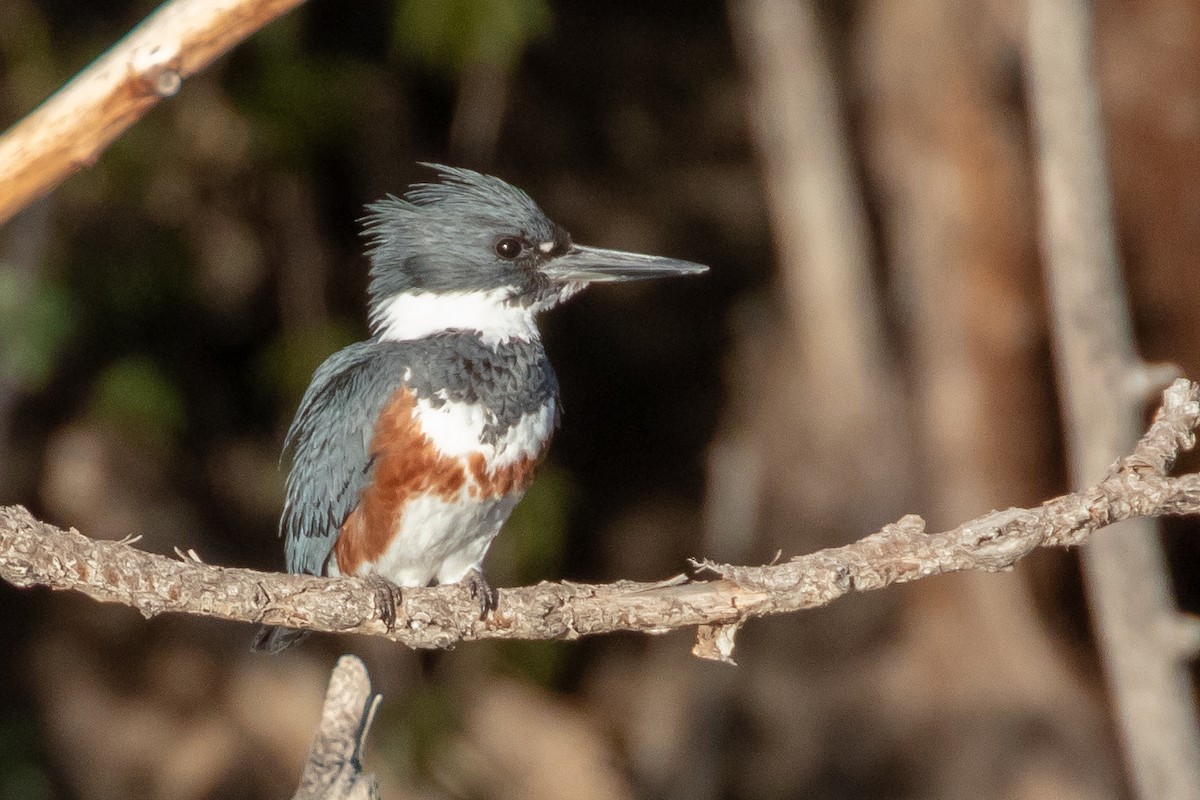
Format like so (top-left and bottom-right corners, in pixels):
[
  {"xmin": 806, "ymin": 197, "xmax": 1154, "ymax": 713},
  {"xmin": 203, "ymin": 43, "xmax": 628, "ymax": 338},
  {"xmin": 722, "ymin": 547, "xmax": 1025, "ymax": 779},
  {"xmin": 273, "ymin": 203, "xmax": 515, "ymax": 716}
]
[
  {"xmin": 329, "ymin": 488, "xmax": 522, "ymax": 586},
  {"xmin": 381, "ymin": 490, "xmax": 520, "ymax": 586}
]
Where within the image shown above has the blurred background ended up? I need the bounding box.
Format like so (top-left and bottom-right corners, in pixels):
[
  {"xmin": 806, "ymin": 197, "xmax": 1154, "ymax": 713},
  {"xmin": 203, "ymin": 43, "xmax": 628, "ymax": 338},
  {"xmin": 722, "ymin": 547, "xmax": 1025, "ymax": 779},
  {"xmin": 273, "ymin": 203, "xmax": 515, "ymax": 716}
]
[{"xmin": 2, "ymin": 0, "xmax": 1200, "ymax": 798}]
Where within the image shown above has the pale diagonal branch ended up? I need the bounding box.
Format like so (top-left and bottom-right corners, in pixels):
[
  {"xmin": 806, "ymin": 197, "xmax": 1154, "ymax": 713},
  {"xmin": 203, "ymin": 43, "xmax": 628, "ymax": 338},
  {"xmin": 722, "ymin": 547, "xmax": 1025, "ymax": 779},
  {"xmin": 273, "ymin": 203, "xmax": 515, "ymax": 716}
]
[
  {"xmin": 0, "ymin": 0, "xmax": 307, "ymax": 226},
  {"xmin": 2, "ymin": 379, "xmax": 1199, "ymax": 660}
]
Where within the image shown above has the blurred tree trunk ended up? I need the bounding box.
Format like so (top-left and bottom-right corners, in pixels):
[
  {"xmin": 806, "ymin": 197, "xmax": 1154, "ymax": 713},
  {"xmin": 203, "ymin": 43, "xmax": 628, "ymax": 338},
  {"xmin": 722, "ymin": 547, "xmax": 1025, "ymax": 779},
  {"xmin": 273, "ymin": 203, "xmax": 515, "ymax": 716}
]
[
  {"xmin": 719, "ymin": 0, "xmax": 908, "ymax": 556},
  {"xmin": 1025, "ymin": 0, "xmax": 1200, "ymax": 796},
  {"xmin": 855, "ymin": 0, "xmax": 1121, "ymax": 797},
  {"xmin": 603, "ymin": 1, "xmax": 921, "ymax": 796}
]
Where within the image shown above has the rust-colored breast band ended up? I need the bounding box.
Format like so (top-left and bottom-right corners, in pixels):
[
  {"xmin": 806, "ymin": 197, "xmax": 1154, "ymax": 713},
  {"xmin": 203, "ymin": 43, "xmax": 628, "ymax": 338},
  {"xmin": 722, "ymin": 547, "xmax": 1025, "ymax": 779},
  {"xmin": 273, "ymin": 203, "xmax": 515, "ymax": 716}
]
[
  {"xmin": 334, "ymin": 388, "xmax": 466, "ymax": 575},
  {"xmin": 334, "ymin": 391, "xmax": 547, "ymax": 575}
]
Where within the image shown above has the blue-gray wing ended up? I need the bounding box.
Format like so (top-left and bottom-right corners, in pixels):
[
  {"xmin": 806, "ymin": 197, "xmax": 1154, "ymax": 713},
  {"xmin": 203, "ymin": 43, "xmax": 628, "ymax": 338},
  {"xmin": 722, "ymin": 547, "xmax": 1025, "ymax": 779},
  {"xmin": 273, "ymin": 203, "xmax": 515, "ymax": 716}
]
[{"xmin": 281, "ymin": 342, "xmax": 411, "ymax": 575}]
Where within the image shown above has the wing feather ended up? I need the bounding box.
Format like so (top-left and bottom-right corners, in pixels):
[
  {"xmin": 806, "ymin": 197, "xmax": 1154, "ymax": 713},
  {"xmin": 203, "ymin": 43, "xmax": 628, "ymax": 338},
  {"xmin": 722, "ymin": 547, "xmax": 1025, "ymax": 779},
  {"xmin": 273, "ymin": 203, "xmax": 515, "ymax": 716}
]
[{"xmin": 281, "ymin": 342, "xmax": 411, "ymax": 575}]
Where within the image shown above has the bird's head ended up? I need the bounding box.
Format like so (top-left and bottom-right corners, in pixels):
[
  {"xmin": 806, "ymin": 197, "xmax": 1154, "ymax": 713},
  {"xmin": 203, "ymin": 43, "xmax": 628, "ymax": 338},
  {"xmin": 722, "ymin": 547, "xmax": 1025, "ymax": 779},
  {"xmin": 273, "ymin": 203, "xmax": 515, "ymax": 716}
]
[{"xmin": 361, "ymin": 164, "xmax": 707, "ymax": 343}]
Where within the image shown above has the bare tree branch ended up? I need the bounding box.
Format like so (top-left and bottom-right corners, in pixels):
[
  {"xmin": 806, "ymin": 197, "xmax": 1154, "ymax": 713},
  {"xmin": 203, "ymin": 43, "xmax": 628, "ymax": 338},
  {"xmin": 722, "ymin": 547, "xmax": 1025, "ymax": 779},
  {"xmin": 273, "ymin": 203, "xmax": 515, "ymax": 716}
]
[
  {"xmin": 0, "ymin": 0, "xmax": 307, "ymax": 226},
  {"xmin": 292, "ymin": 655, "xmax": 381, "ymax": 800},
  {"xmin": 1025, "ymin": 1, "xmax": 1200, "ymax": 796},
  {"xmin": 2, "ymin": 379, "xmax": 1200, "ymax": 659}
]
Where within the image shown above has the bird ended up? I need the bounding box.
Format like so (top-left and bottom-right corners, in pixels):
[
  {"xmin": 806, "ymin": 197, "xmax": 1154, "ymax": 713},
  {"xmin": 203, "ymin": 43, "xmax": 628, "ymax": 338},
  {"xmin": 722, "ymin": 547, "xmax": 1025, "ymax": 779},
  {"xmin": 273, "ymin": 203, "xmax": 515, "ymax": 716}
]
[{"xmin": 253, "ymin": 164, "xmax": 707, "ymax": 652}]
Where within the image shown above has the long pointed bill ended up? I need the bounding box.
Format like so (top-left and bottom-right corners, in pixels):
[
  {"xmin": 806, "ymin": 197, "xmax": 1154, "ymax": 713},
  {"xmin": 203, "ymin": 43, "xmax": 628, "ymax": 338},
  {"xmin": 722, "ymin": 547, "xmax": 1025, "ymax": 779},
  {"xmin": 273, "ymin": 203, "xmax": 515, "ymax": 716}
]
[{"xmin": 543, "ymin": 244, "xmax": 708, "ymax": 283}]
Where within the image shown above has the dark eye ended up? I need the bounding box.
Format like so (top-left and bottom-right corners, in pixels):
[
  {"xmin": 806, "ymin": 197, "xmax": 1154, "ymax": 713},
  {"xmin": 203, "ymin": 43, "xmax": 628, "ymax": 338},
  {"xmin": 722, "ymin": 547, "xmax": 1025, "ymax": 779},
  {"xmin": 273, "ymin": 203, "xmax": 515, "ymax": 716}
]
[{"xmin": 495, "ymin": 237, "xmax": 522, "ymax": 260}]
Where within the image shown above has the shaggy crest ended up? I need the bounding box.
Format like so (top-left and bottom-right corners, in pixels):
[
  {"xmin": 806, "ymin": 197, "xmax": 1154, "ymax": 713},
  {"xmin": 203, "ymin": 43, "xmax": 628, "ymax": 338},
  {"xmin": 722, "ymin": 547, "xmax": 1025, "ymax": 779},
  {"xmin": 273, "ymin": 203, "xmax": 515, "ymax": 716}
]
[{"xmin": 359, "ymin": 164, "xmax": 562, "ymax": 307}]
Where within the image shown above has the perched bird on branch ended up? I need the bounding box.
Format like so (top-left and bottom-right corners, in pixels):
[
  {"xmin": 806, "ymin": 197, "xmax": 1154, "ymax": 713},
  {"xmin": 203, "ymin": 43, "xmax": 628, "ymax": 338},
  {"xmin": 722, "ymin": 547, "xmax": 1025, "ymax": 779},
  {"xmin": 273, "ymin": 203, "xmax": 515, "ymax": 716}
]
[{"xmin": 254, "ymin": 165, "xmax": 706, "ymax": 651}]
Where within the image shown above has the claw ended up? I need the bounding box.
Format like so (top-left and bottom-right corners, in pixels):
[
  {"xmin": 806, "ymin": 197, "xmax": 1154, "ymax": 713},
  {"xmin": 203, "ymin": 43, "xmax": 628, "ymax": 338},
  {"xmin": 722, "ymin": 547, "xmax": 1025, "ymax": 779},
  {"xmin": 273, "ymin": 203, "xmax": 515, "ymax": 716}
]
[
  {"xmin": 365, "ymin": 574, "xmax": 401, "ymax": 631},
  {"xmin": 465, "ymin": 568, "xmax": 498, "ymax": 619}
]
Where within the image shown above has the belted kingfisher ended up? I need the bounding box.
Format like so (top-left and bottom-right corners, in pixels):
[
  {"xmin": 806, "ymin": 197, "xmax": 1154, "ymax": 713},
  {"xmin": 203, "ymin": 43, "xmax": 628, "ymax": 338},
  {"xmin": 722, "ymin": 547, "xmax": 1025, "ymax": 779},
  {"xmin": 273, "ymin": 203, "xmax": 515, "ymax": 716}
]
[{"xmin": 254, "ymin": 165, "xmax": 706, "ymax": 651}]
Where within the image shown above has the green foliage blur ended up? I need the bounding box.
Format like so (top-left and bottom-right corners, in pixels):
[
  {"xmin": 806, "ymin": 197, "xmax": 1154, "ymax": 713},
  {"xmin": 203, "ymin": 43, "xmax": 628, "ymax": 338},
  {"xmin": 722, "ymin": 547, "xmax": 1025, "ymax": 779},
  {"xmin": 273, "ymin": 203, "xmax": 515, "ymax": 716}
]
[
  {"xmin": 395, "ymin": 0, "xmax": 550, "ymax": 73},
  {"xmin": 0, "ymin": 264, "xmax": 74, "ymax": 392}
]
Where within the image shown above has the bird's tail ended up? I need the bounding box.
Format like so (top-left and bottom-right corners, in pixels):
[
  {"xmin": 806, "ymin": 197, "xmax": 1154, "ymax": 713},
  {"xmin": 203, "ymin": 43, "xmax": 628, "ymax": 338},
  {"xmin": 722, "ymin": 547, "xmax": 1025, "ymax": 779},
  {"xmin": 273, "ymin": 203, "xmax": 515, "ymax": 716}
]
[{"xmin": 251, "ymin": 624, "xmax": 310, "ymax": 653}]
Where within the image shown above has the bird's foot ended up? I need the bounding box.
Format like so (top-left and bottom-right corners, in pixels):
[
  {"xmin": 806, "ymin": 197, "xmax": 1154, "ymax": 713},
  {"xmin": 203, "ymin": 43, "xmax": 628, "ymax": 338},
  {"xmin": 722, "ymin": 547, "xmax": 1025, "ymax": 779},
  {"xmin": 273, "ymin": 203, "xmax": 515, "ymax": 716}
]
[
  {"xmin": 365, "ymin": 574, "xmax": 401, "ymax": 631},
  {"xmin": 464, "ymin": 568, "xmax": 498, "ymax": 620}
]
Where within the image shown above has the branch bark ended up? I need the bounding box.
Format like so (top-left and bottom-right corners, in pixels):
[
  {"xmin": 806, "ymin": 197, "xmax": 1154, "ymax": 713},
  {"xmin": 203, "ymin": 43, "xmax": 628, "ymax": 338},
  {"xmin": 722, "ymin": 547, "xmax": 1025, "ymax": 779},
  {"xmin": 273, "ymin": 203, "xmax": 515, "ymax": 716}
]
[
  {"xmin": 0, "ymin": 0, "xmax": 307, "ymax": 226},
  {"xmin": 3, "ymin": 379, "xmax": 1200, "ymax": 660},
  {"xmin": 1025, "ymin": 1, "xmax": 1200, "ymax": 797}
]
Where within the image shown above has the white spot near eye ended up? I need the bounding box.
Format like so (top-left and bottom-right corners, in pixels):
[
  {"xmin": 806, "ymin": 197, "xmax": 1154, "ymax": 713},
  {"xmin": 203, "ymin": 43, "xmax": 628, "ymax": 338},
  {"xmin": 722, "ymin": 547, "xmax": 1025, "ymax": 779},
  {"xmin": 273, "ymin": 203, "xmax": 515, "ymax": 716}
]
[{"xmin": 538, "ymin": 241, "xmax": 554, "ymax": 254}]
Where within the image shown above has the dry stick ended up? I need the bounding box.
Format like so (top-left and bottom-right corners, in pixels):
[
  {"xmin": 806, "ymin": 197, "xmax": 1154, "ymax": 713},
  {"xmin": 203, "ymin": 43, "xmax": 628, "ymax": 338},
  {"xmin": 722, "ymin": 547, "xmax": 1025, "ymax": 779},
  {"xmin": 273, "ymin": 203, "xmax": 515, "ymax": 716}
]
[
  {"xmin": 2, "ymin": 380, "xmax": 1200, "ymax": 659},
  {"xmin": 1025, "ymin": 3, "xmax": 1200, "ymax": 798},
  {"xmin": 0, "ymin": 0, "xmax": 307, "ymax": 226},
  {"xmin": 292, "ymin": 655, "xmax": 381, "ymax": 800}
]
